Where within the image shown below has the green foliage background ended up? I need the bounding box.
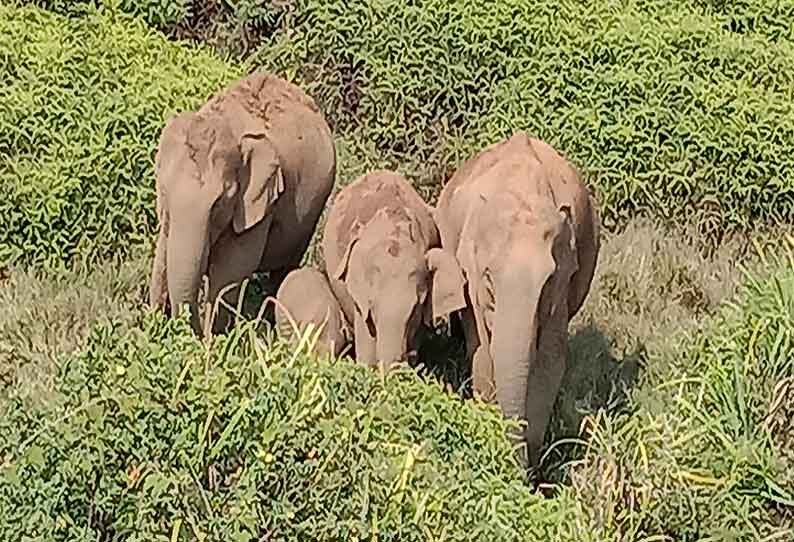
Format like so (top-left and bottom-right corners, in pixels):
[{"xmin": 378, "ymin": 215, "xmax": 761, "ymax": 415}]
[
  {"xmin": 255, "ymin": 0, "xmax": 794, "ymax": 232},
  {"xmin": 3, "ymin": 0, "xmax": 794, "ymax": 268},
  {"xmin": 0, "ymin": 5, "xmax": 240, "ymax": 268}
]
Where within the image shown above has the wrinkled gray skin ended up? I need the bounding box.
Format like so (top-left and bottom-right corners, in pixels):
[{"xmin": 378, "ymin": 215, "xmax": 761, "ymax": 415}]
[
  {"xmin": 275, "ymin": 267, "xmax": 351, "ymax": 357},
  {"xmin": 148, "ymin": 73, "xmax": 336, "ymax": 335},
  {"xmin": 434, "ymin": 132, "xmax": 600, "ymax": 468},
  {"xmin": 322, "ymin": 170, "xmax": 464, "ymax": 368}
]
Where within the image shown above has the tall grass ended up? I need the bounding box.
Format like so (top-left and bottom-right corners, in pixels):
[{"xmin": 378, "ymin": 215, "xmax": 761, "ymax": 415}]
[{"xmin": 561, "ymin": 237, "xmax": 794, "ymax": 540}]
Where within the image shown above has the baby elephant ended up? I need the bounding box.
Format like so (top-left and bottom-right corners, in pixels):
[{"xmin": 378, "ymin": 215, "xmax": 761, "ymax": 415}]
[
  {"xmin": 322, "ymin": 170, "xmax": 465, "ymax": 369},
  {"xmin": 274, "ymin": 267, "xmax": 351, "ymax": 357}
]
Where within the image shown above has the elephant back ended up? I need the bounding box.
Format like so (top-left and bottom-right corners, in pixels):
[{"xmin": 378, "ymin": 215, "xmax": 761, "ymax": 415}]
[{"xmin": 322, "ymin": 170, "xmax": 438, "ymax": 274}]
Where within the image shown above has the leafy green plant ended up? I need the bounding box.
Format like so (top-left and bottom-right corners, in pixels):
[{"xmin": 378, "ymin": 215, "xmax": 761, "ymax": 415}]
[
  {"xmin": 253, "ymin": 0, "xmax": 794, "ymax": 234},
  {"xmin": 0, "ymin": 6, "xmax": 241, "ymax": 268},
  {"xmin": 21, "ymin": 0, "xmax": 190, "ymax": 28},
  {"xmin": 0, "ymin": 311, "xmax": 577, "ymax": 541}
]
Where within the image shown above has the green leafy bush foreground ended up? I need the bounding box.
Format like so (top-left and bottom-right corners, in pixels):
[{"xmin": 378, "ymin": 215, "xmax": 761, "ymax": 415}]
[
  {"xmin": 0, "ymin": 6, "xmax": 241, "ymax": 268},
  {"xmin": 0, "ymin": 315, "xmax": 574, "ymax": 541},
  {"xmin": 1, "ymin": 239, "xmax": 791, "ymax": 541}
]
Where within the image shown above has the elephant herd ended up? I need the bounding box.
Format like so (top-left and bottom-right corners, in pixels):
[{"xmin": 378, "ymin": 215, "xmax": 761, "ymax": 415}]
[{"xmin": 148, "ymin": 72, "xmax": 601, "ymax": 469}]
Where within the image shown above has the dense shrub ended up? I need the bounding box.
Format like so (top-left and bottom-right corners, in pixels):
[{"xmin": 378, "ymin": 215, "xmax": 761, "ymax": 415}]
[
  {"xmin": 0, "ymin": 6, "xmax": 241, "ymax": 268},
  {"xmin": 0, "ymin": 313, "xmax": 577, "ymax": 541},
  {"xmin": 565, "ymin": 244, "xmax": 794, "ymax": 539},
  {"xmin": 695, "ymin": 0, "xmax": 794, "ymax": 42},
  {"xmin": 255, "ymin": 0, "xmax": 794, "ymax": 232},
  {"xmin": 10, "ymin": 1, "xmax": 794, "ymax": 269},
  {"xmin": 21, "ymin": 0, "xmax": 190, "ymax": 29}
]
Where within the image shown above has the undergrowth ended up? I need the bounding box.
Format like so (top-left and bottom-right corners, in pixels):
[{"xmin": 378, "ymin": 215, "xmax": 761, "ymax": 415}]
[
  {"xmin": 562, "ymin": 237, "xmax": 794, "ymax": 540},
  {"xmin": 0, "ymin": 313, "xmax": 573, "ymax": 541},
  {"xmin": 1, "ymin": 230, "xmax": 791, "ymax": 540}
]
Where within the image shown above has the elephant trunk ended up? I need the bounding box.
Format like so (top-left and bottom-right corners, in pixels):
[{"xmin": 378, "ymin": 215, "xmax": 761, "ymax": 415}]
[
  {"xmin": 490, "ymin": 282, "xmax": 543, "ymax": 465},
  {"xmin": 375, "ymin": 307, "xmax": 410, "ymax": 368},
  {"xmin": 167, "ymin": 212, "xmax": 210, "ymax": 335},
  {"xmin": 376, "ymin": 324, "xmax": 405, "ymax": 369}
]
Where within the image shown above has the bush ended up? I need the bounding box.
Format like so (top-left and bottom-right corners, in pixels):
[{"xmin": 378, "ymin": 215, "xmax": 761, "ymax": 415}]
[
  {"xmin": 21, "ymin": 0, "xmax": 190, "ymax": 29},
  {"xmin": 0, "ymin": 313, "xmax": 576, "ymax": 541},
  {"xmin": 0, "ymin": 6, "xmax": 241, "ymax": 269},
  {"xmin": 564, "ymin": 241, "xmax": 794, "ymax": 540},
  {"xmin": 695, "ymin": 0, "xmax": 794, "ymax": 42},
  {"xmin": 254, "ymin": 0, "xmax": 794, "ymax": 233}
]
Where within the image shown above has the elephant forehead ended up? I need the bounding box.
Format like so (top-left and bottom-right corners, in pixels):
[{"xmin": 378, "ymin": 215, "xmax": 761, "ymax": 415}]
[
  {"xmin": 334, "ymin": 194, "xmax": 412, "ymax": 242},
  {"xmin": 474, "ymin": 196, "xmax": 560, "ymax": 250}
]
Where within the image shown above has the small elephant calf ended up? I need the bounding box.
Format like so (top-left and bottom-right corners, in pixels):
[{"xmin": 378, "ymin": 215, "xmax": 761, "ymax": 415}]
[{"xmin": 274, "ymin": 267, "xmax": 351, "ymax": 357}]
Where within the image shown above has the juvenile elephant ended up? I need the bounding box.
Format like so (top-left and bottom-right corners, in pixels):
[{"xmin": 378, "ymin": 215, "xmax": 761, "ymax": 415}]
[
  {"xmin": 274, "ymin": 267, "xmax": 351, "ymax": 357},
  {"xmin": 148, "ymin": 72, "xmax": 336, "ymax": 335},
  {"xmin": 433, "ymin": 131, "xmax": 600, "ymax": 468},
  {"xmin": 322, "ymin": 170, "xmax": 464, "ymax": 368}
]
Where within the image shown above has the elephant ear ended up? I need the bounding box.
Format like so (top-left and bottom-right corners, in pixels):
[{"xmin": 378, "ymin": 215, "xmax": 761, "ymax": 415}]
[
  {"xmin": 331, "ymin": 234, "xmax": 359, "ymax": 282},
  {"xmin": 546, "ymin": 204, "xmax": 579, "ymax": 321},
  {"xmin": 424, "ymin": 247, "xmax": 467, "ymax": 326},
  {"xmin": 332, "ymin": 232, "xmax": 377, "ymax": 335},
  {"xmin": 234, "ymin": 132, "xmax": 285, "ymax": 234}
]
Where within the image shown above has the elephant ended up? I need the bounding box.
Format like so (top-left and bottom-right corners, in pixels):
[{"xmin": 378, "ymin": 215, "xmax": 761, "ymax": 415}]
[
  {"xmin": 322, "ymin": 169, "xmax": 465, "ymax": 369},
  {"xmin": 433, "ymin": 131, "xmax": 600, "ymax": 468},
  {"xmin": 274, "ymin": 266, "xmax": 351, "ymax": 357},
  {"xmin": 148, "ymin": 72, "xmax": 337, "ymax": 336}
]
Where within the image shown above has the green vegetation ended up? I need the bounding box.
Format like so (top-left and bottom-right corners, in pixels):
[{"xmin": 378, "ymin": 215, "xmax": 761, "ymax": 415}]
[
  {"xmin": 562, "ymin": 241, "xmax": 794, "ymax": 539},
  {"xmin": 6, "ymin": 0, "xmax": 794, "ymax": 268},
  {"xmin": 1, "ymin": 2, "xmax": 793, "ymax": 540},
  {"xmin": 256, "ymin": 0, "xmax": 794, "ymax": 235},
  {"xmin": 0, "ymin": 6, "xmax": 241, "ymax": 268},
  {"xmin": 24, "ymin": 0, "xmax": 190, "ymax": 29},
  {"xmin": 1, "ymin": 228, "xmax": 791, "ymax": 540},
  {"xmin": 0, "ymin": 313, "xmax": 571, "ymax": 541}
]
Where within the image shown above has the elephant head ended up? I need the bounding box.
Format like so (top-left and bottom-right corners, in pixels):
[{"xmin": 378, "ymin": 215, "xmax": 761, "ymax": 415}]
[
  {"xmin": 332, "ymin": 208, "xmax": 464, "ymax": 367},
  {"xmin": 153, "ymin": 110, "xmax": 284, "ymax": 333}
]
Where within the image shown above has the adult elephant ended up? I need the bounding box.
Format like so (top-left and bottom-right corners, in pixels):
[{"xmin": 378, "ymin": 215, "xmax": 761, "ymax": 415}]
[
  {"xmin": 433, "ymin": 131, "xmax": 600, "ymax": 468},
  {"xmin": 148, "ymin": 72, "xmax": 336, "ymax": 335}
]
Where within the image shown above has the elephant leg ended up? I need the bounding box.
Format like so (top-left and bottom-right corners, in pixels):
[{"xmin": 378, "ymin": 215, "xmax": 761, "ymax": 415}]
[
  {"xmin": 353, "ymin": 309, "xmax": 377, "ymax": 368},
  {"xmin": 523, "ymin": 313, "xmax": 568, "ymax": 468},
  {"xmin": 460, "ymin": 304, "xmax": 480, "ymax": 363},
  {"xmin": 149, "ymin": 223, "xmax": 170, "ymax": 314},
  {"xmin": 206, "ymin": 217, "xmax": 273, "ymax": 335}
]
